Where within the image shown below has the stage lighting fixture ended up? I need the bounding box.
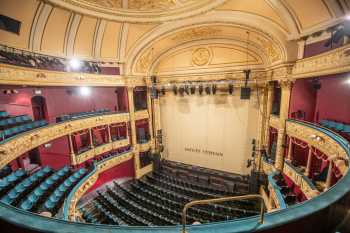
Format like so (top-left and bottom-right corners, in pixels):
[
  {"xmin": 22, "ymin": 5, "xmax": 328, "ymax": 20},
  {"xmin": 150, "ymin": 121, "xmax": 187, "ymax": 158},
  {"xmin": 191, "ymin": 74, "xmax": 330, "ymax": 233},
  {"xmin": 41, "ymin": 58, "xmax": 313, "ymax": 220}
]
[
  {"xmin": 172, "ymin": 85, "xmax": 178, "ymax": 95},
  {"xmin": 228, "ymin": 84, "xmax": 234, "ymax": 94},
  {"xmin": 179, "ymin": 86, "xmax": 185, "ymax": 96},
  {"xmin": 190, "ymin": 85, "xmax": 196, "ymax": 95},
  {"xmin": 79, "ymin": 86, "xmax": 91, "ymax": 96},
  {"xmin": 161, "ymin": 86, "xmax": 166, "ymax": 95},
  {"xmin": 212, "ymin": 84, "xmax": 217, "ymax": 95},
  {"xmin": 69, "ymin": 58, "xmax": 82, "ymax": 70},
  {"xmin": 184, "ymin": 85, "xmax": 190, "ymax": 95},
  {"xmin": 198, "ymin": 84, "xmax": 203, "ymax": 95},
  {"xmin": 205, "ymin": 85, "xmax": 211, "ymax": 95}
]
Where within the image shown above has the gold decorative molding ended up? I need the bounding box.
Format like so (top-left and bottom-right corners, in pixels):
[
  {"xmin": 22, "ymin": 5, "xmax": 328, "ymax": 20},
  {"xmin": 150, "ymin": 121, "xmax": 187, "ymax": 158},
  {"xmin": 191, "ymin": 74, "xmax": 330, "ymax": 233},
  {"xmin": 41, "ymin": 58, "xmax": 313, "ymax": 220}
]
[
  {"xmin": 192, "ymin": 47, "xmax": 211, "ymax": 66},
  {"xmin": 135, "ymin": 163, "xmax": 153, "ymax": 179},
  {"xmin": 266, "ymin": 64, "xmax": 293, "ymax": 80},
  {"xmin": 46, "ymin": 0, "xmax": 226, "ymax": 23},
  {"xmin": 74, "ymin": 138, "xmax": 130, "ymax": 165},
  {"xmin": 0, "ymin": 113, "xmax": 130, "ymax": 169},
  {"xmin": 268, "ymin": 183, "xmax": 282, "ymax": 210},
  {"xmin": 292, "ymin": 44, "xmax": 350, "ymax": 79},
  {"xmin": 286, "ymin": 121, "xmax": 349, "ymax": 175},
  {"xmin": 67, "ymin": 152, "xmax": 133, "ymax": 220},
  {"xmin": 135, "ymin": 110, "xmax": 150, "ymax": 121},
  {"xmin": 283, "ymin": 162, "xmax": 320, "ymax": 199},
  {"xmin": 269, "ymin": 115, "xmax": 281, "ymax": 129},
  {"xmin": 0, "ymin": 63, "xmax": 129, "ymax": 87},
  {"xmin": 171, "ymin": 26, "xmax": 222, "ymax": 42},
  {"xmin": 139, "ymin": 141, "xmax": 152, "ymax": 152}
]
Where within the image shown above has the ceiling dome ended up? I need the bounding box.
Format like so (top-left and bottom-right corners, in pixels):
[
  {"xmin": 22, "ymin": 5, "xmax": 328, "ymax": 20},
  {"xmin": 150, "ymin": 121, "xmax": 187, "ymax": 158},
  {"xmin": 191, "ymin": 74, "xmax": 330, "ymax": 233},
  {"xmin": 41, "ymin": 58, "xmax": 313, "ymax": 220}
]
[{"xmin": 46, "ymin": 0, "xmax": 227, "ymax": 22}]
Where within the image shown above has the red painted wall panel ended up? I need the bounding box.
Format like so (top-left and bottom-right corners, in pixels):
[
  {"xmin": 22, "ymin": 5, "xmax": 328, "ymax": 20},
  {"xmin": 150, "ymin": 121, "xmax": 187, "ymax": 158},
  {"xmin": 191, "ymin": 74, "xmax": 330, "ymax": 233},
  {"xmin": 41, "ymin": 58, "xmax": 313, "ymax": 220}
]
[{"xmin": 86, "ymin": 158, "xmax": 134, "ymax": 193}]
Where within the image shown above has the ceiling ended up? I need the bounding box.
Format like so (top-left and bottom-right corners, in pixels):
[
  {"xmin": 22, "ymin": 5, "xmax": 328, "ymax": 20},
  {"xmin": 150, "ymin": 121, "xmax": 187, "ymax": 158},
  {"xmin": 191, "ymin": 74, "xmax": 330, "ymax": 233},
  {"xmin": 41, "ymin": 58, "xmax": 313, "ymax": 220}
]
[{"xmin": 0, "ymin": 0, "xmax": 349, "ymax": 76}]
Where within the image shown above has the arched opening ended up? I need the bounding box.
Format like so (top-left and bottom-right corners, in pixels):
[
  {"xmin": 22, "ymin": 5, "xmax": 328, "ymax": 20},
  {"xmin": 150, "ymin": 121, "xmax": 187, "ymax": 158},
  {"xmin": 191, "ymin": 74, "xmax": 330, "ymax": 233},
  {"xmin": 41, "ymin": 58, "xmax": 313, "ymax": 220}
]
[{"xmin": 31, "ymin": 95, "xmax": 48, "ymax": 121}]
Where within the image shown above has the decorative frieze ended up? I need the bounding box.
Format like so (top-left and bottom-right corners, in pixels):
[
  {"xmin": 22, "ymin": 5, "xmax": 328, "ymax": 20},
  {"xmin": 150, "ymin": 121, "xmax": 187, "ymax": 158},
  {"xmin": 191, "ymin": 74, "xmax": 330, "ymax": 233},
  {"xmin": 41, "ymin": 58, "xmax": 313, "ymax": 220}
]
[
  {"xmin": 286, "ymin": 121, "xmax": 349, "ymax": 175},
  {"xmin": 0, "ymin": 113, "xmax": 129, "ymax": 169},
  {"xmin": 292, "ymin": 44, "xmax": 350, "ymax": 79}
]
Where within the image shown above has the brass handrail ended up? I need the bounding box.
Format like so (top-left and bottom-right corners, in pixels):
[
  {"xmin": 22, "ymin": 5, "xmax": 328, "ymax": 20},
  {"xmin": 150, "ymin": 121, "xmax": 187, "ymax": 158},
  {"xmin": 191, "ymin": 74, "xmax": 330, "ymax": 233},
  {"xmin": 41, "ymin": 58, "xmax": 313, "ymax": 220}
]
[{"xmin": 181, "ymin": 194, "xmax": 265, "ymax": 233}]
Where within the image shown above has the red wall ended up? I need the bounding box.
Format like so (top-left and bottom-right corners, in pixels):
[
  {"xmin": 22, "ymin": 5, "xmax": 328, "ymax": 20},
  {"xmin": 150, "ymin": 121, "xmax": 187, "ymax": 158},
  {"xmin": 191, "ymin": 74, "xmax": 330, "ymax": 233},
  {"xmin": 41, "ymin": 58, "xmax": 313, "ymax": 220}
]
[
  {"xmin": 290, "ymin": 74, "xmax": 350, "ymax": 124},
  {"xmin": 289, "ymin": 79, "xmax": 317, "ymax": 122},
  {"xmin": 0, "ymin": 86, "xmax": 121, "ymax": 123},
  {"xmin": 314, "ymin": 74, "xmax": 350, "ymax": 123},
  {"xmin": 38, "ymin": 136, "xmax": 71, "ymax": 170},
  {"xmin": 86, "ymin": 158, "xmax": 134, "ymax": 193}
]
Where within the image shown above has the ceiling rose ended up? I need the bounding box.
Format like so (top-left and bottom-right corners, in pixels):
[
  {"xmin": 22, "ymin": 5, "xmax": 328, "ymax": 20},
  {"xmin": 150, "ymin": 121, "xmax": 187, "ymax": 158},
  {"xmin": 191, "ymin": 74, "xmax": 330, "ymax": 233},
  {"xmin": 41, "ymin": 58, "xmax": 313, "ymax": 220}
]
[{"xmin": 46, "ymin": 0, "xmax": 227, "ymax": 22}]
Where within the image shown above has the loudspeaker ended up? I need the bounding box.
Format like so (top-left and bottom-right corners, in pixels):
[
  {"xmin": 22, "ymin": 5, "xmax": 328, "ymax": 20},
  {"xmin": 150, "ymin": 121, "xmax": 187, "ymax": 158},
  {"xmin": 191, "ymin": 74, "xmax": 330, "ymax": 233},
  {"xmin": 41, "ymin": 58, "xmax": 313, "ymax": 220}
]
[
  {"xmin": 151, "ymin": 86, "xmax": 158, "ymax": 99},
  {"xmin": 240, "ymin": 87, "xmax": 251, "ymax": 99}
]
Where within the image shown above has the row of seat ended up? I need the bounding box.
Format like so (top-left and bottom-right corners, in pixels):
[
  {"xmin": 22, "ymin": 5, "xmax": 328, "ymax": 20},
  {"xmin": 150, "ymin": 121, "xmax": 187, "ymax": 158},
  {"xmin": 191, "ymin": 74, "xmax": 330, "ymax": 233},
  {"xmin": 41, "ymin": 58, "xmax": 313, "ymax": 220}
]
[
  {"xmin": 43, "ymin": 168, "xmax": 87, "ymax": 215},
  {"xmin": 0, "ymin": 120, "xmax": 48, "ymax": 141},
  {"xmin": 19, "ymin": 166, "xmax": 71, "ymax": 212},
  {"xmin": 0, "ymin": 111, "xmax": 9, "ymax": 119},
  {"xmin": 56, "ymin": 109, "xmax": 110, "ymax": 123},
  {"xmin": 320, "ymin": 120, "xmax": 350, "ymax": 133},
  {"xmin": 0, "ymin": 115, "xmax": 32, "ymax": 129},
  {"xmin": 0, "ymin": 169, "xmax": 27, "ymax": 197},
  {"xmin": 1, "ymin": 167, "xmax": 53, "ymax": 206}
]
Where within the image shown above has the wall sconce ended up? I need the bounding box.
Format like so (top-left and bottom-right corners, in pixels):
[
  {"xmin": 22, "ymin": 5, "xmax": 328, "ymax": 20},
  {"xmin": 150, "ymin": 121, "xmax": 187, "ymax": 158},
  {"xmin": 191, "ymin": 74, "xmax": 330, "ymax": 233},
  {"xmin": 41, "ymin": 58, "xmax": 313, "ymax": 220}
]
[{"xmin": 309, "ymin": 134, "xmax": 324, "ymax": 142}]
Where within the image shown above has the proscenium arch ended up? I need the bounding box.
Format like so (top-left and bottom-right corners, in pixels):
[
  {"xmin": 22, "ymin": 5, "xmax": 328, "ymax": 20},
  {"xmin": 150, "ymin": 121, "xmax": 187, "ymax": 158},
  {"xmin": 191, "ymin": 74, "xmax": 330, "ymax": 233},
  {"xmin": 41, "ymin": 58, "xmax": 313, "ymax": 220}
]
[
  {"xmin": 125, "ymin": 10, "xmax": 296, "ymax": 75},
  {"xmin": 149, "ymin": 38, "xmax": 269, "ymax": 76}
]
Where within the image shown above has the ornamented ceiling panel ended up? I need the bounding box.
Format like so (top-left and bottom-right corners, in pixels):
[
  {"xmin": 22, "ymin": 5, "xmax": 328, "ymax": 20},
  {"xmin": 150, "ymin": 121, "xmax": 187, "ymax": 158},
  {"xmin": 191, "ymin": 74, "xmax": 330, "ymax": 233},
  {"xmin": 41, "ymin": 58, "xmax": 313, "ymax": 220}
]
[{"xmin": 46, "ymin": 0, "xmax": 227, "ymax": 22}]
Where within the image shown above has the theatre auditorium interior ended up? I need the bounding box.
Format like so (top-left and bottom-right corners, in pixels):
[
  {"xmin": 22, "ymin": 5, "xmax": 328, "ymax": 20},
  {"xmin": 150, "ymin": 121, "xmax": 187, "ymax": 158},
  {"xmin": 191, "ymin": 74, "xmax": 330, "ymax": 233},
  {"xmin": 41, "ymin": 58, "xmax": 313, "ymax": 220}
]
[{"xmin": 1, "ymin": 1, "xmax": 350, "ymax": 233}]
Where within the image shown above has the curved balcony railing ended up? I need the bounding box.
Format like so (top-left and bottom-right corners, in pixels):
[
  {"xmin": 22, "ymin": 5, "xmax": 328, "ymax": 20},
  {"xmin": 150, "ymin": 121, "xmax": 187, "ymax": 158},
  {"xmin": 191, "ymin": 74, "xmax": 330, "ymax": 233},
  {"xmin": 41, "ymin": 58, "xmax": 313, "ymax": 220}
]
[
  {"xmin": 0, "ymin": 112, "xmax": 130, "ymax": 168},
  {"xmin": 267, "ymin": 173, "xmax": 287, "ymax": 210},
  {"xmin": 63, "ymin": 150, "xmax": 134, "ymax": 221},
  {"xmin": 0, "ymin": 119, "xmax": 348, "ymax": 232}
]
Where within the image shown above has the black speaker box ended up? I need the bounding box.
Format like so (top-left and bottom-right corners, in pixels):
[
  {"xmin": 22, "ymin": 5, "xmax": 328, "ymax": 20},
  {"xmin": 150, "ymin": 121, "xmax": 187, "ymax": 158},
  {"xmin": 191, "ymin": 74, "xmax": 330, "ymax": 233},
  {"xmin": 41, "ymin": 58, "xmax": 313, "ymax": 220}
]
[{"xmin": 240, "ymin": 87, "xmax": 251, "ymax": 99}]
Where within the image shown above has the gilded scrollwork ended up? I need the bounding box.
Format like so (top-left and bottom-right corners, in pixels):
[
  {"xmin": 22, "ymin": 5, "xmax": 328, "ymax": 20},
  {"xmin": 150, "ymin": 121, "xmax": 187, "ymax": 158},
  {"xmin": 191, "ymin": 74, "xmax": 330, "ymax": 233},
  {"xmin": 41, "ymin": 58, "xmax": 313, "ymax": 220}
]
[
  {"xmin": 293, "ymin": 44, "xmax": 350, "ymax": 79},
  {"xmin": 0, "ymin": 113, "xmax": 130, "ymax": 169}
]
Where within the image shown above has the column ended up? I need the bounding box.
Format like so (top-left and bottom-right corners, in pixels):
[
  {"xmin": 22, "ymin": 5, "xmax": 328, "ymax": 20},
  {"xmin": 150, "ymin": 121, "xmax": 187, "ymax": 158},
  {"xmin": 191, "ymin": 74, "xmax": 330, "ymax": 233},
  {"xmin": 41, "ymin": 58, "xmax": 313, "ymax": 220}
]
[
  {"xmin": 305, "ymin": 146, "xmax": 313, "ymax": 177},
  {"xmin": 107, "ymin": 125, "xmax": 112, "ymax": 143},
  {"xmin": 286, "ymin": 137, "xmax": 293, "ymax": 161},
  {"xmin": 68, "ymin": 134, "xmax": 77, "ymax": 165},
  {"xmin": 127, "ymin": 86, "xmax": 137, "ymax": 146},
  {"xmin": 128, "ymin": 85, "xmax": 141, "ymax": 177},
  {"xmin": 146, "ymin": 82, "xmax": 154, "ymax": 149},
  {"xmin": 264, "ymin": 82, "xmax": 274, "ymax": 149},
  {"xmin": 256, "ymin": 84, "xmax": 268, "ymax": 170},
  {"xmin": 325, "ymin": 159, "xmax": 333, "ymax": 190},
  {"xmin": 297, "ymin": 39, "xmax": 306, "ymax": 59},
  {"xmin": 275, "ymin": 80, "xmax": 293, "ymax": 171},
  {"xmin": 89, "ymin": 128, "xmax": 94, "ymax": 149}
]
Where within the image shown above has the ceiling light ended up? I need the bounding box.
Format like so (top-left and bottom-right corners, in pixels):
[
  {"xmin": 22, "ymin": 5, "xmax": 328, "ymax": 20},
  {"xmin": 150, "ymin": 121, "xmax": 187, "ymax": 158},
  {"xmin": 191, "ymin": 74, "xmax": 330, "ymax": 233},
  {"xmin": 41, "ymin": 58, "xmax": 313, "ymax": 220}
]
[
  {"xmin": 69, "ymin": 58, "xmax": 82, "ymax": 70},
  {"xmin": 79, "ymin": 86, "xmax": 91, "ymax": 96}
]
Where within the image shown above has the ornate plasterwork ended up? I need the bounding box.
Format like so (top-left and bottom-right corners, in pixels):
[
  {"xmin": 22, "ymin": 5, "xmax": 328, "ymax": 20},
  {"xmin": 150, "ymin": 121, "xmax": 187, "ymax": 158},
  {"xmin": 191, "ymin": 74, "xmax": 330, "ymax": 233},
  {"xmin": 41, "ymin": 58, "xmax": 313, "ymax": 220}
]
[
  {"xmin": 74, "ymin": 138, "xmax": 130, "ymax": 165},
  {"xmin": 171, "ymin": 26, "xmax": 222, "ymax": 42},
  {"xmin": 283, "ymin": 162, "xmax": 320, "ymax": 199},
  {"xmin": 0, "ymin": 63, "xmax": 146, "ymax": 87},
  {"xmin": 0, "ymin": 113, "xmax": 130, "ymax": 169},
  {"xmin": 45, "ymin": 0, "xmax": 227, "ymax": 23},
  {"xmin": 192, "ymin": 47, "xmax": 211, "ymax": 66},
  {"xmin": 256, "ymin": 37, "xmax": 281, "ymax": 63},
  {"xmin": 286, "ymin": 121, "xmax": 349, "ymax": 175},
  {"xmin": 292, "ymin": 44, "xmax": 350, "ymax": 79},
  {"xmin": 136, "ymin": 48, "xmax": 154, "ymax": 73}
]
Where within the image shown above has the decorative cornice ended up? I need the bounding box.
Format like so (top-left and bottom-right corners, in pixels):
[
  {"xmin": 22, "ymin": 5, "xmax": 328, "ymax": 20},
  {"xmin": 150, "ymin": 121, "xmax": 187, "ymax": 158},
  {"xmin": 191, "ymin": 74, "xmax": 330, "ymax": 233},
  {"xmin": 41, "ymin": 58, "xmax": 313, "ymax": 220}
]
[
  {"xmin": 74, "ymin": 138, "xmax": 130, "ymax": 165},
  {"xmin": 0, "ymin": 113, "xmax": 129, "ymax": 169},
  {"xmin": 45, "ymin": 0, "xmax": 227, "ymax": 23},
  {"xmin": 135, "ymin": 110, "xmax": 149, "ymax": 121},
  {"xmin": 0, "ymin": 63, "xmax": 145, "ymax": 87},
  {"xmin": 269, "ymin": 115, "xmax": 281, "ymax": 129},
  {"xmin": 286, "ymin": 121, "xmax": 349, "ymax": 175},
  {"xmin": 292, "ymin": 44, "xmax": 350, "ymax": 79},
  {"xmin": 283, "ymin": 162, "xmax": 320, "ymax": 199}
]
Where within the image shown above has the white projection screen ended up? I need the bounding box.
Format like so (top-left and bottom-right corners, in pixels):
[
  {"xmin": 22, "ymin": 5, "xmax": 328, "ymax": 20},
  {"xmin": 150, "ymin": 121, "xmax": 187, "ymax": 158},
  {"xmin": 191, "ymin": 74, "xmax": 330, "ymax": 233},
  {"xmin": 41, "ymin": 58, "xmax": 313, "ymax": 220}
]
[{"xmin": 160, "ymin": 90, "xmax": 260, "ymax": 174}]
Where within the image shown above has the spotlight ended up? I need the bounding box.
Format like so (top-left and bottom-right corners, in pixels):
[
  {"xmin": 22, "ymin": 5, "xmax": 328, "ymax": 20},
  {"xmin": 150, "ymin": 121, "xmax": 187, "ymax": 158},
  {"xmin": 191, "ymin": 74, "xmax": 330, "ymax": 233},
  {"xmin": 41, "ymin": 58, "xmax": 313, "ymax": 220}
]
[
  {"xmin": 212, "ymin": 84, "xmax": 217, "ymax": 95},
  {"xmin": 79, "ymin": 86, "xmax": 91, "ymax": 96},
  {"xmin": 228, "ymin": 84, "xmax": 234, "ymax": 94},
  {"xmin": 179, "ymin": 86, "xmax": 185, "ymax": 96},
  {"xmin": 173, "ymin": 85, "xmax": 178, "ymax": 95},
  {"xmin": 69, "ymin": 58, "xmax": 82, "ymax": 70},
  {"xmin": 198, "ymin": 85, "xmax": 203, "ymax": 95},
  {"xmin": 184, "ymin": 85, "xmax": 190, "ymax": 95},
  {"xmin": 190, "ymin": 85, "xmax": 196, "ymax": 95},
  {"xmin": 205, "ymin": 85, "xmax": 211, "ymax": 95}
]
